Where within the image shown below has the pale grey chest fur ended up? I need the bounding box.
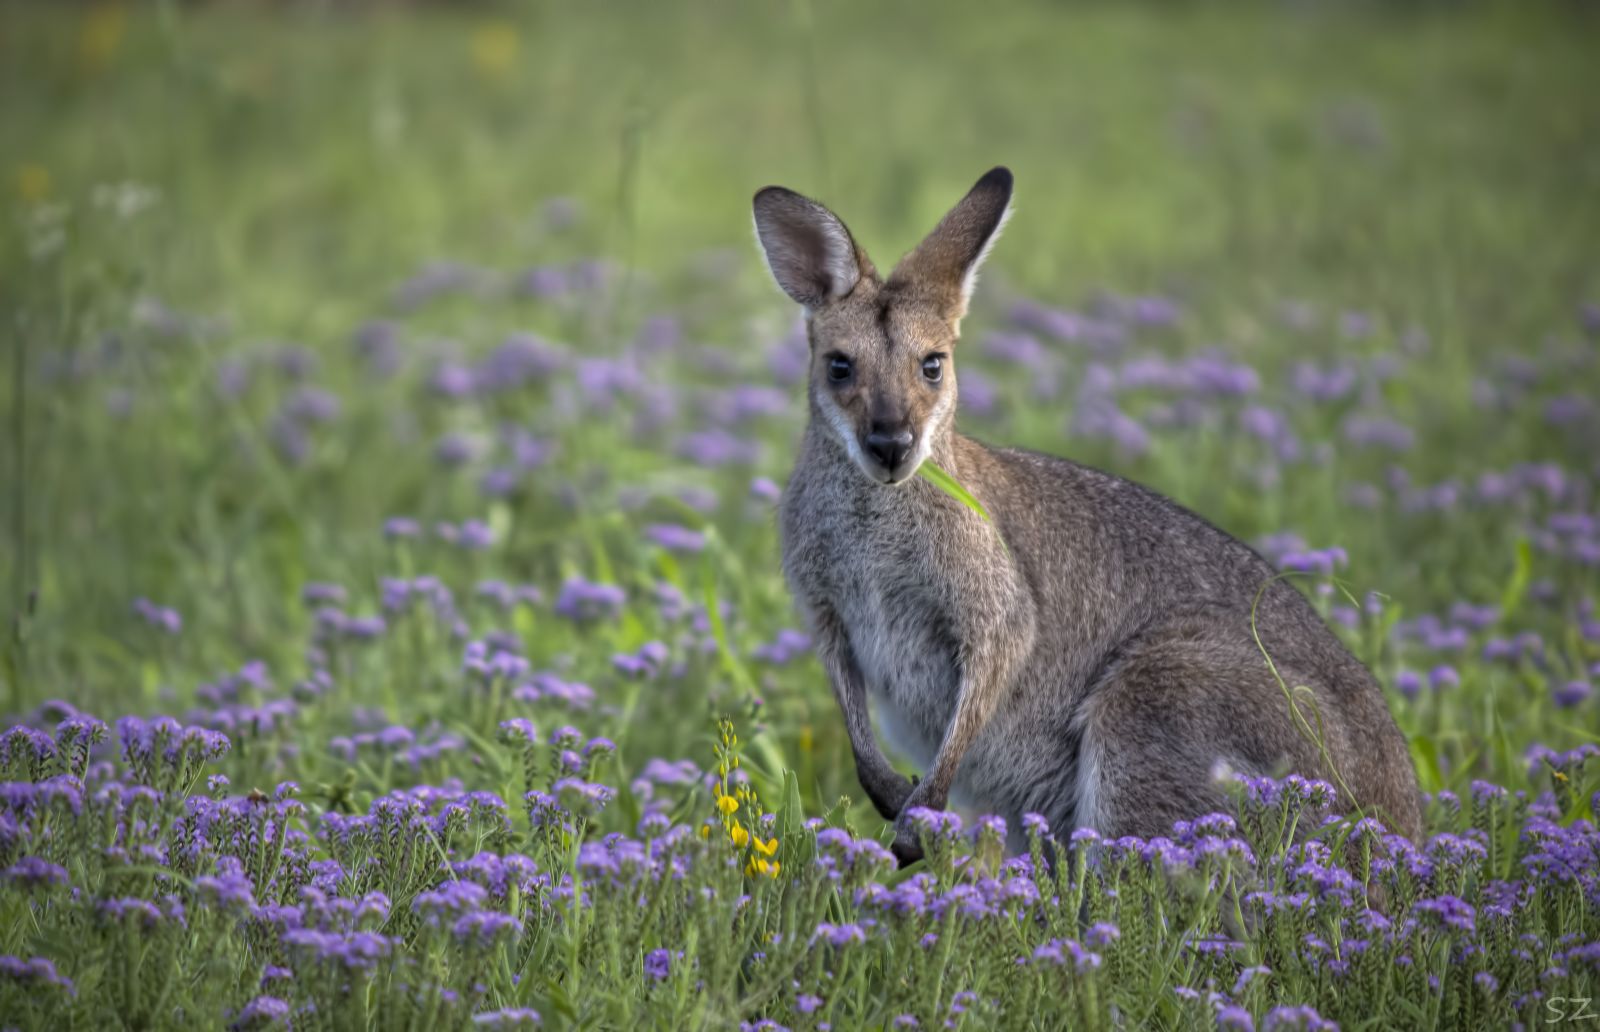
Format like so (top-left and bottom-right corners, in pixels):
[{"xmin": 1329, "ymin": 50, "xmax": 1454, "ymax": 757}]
[
  {"xmin": 779, "ymin": 469, "xmax": 963, "ymax": 774},
  {"xmin": 831, "ymin": 556, "xmax": 959, "ymax": 773}
]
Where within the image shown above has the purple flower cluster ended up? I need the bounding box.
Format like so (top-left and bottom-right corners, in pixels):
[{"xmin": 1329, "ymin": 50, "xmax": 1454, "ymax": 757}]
[
  {"xmin": 554, "ymin": 577, "xmax": 626, "ymax": 622},
  {"xmin": 0, "ymin": 955, "xmax": 76, "ymax": 994},
  {"xmin": 1030, "ymin": 938, "xmax": 1103, "ymax": 973},
  {"xmin": 132, "ymin": 597, "xmax": 183, "ymax": 635}
]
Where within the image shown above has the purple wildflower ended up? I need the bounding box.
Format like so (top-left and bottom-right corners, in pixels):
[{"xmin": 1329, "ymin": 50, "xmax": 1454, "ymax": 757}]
[
  {"xmin": 472, "ymin": 1008, "xmax": 542, "ymax": 1027},
  {"xmin": 644, "ymin": 523, "xmax": 706, "ymax": 553},
  {"xmin": 1217, "ymin": 1006, "xmax": 1255, "ymax": 1031},
  {"xmin": 0, "ymin": 955, "xmax": 75, "ymax": 994},
  {"xmin": 1555, "ymin": 680, "xmax": 1592, "ymax": 709},
  {"xmin": 750, "ymin": 477, "xmax": 782, "ymax": 504},
  {"xmin": 499, "ymin": 718, "xmax": 539, "ymax": 747},
  {"xmin": 644, "ymin": 948, "xmax": 672, "ymax": 982},
  {"xmin": 1262, "ymin": 1005, "xmax": 1337, "ymax": 1031},
  {"xmin": 452, "ymin": 911, "xmax": 520, "ymax": 948},
  {"xmin": 232, "ymin": 995, "xmax": 290, "ymax": 1028},
  {"xmin": 281, "ymin": 929, "xmax": 395, "ymax": 971},
  {"xmin": 554, "ymin": 577, "xmax": 626, "ymax": 622},
  {"xmin": 1030, "ymin": 938, "xmax": 1102, "ymax": 973},
  {"xmin": 1413, "ymin": 895, "xmax": 1476, "ymax": 934},
  {"xmin": 813, "ymin": 922, "xmax": 867, "ymax": 948},
  {"xmin": 1086, "ymin": 922, "xmax": 1120, "ymax": 947},
  {"xmin": 3, "ymin": 857, "xmax": 69, "ymax": 889}
]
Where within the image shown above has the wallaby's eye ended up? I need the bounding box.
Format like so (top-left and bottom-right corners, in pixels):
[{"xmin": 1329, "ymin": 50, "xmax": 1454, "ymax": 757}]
[
  {"xmin": 827, "ymin": 355, "xmax": 853, "ymax": 383},
  {"xmin": 921, "ymin": 354, "xmax": 944, "ymax": 383}
]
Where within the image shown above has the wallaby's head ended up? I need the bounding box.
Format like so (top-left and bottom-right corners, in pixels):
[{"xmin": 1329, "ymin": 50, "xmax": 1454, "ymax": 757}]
[{"xmin": 753, "ymin": 167, "xmax": 1013, "ymax": 485}]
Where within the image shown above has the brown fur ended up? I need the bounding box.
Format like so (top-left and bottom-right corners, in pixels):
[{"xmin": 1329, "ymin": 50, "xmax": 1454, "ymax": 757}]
[{"xmin": 754, "ymin": 168, "xmax": 1422, "ymax": 863}]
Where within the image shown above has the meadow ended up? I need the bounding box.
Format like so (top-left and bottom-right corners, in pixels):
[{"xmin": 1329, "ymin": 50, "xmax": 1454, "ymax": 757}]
[{"xmin": 2, "ymin": 1, "xmax": 1599, "ymax": 1028}]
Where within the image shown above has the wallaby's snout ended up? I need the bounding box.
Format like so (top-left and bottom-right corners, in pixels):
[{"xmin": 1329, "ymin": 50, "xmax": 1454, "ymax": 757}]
[
  {"xmin": 753, "ymin": 167, "xmax": 1014, "ymax": 489},
  {"xmin": 863, "ymin": 421, "xmax": 915, "ymax": 479}
]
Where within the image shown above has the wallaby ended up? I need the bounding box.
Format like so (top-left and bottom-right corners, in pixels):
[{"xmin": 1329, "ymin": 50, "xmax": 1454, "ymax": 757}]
[{"xmin": 753, "ymin": 167, "xmax": 1421, "ymax": 863}]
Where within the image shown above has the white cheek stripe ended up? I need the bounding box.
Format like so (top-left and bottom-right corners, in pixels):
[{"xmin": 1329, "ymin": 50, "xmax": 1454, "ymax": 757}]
[
  {"xmin": 815, "ymin": 388, "xmax": 869, "ymax": 471},
  {"xmin": 907, "ymin": 381, "xmax": 956, "ymax": 474}
]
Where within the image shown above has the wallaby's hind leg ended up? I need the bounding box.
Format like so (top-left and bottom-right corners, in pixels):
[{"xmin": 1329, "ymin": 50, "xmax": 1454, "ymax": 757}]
[{"xmin": 1071, "ymin": 627, "xmax": 1383, "ymax": 840}]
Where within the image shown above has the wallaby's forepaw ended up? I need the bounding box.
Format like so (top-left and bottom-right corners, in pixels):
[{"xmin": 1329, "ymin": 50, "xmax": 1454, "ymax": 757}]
[
  {"xmin": 890, "ymin": 833, "xmax": 924, "ymax": 868},
  {"xmin": 890, "ymin": 808, "xmax": 926, "ymax": 867}
]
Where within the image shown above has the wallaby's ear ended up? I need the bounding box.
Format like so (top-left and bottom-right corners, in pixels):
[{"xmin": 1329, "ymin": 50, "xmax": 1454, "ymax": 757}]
[
  {"xmin": 752, "ymin": 186, "xmax": 866, "ymax": 310},
  {"xmin": 889, "ymin": 166, "xmax": 1013, "ymax": 325}
]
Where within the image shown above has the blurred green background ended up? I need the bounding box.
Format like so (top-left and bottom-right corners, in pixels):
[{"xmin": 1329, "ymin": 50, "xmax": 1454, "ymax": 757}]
[
  {"xmin": 7, "ymin": 1, "xmax": 1596, "ymax": 320},
  {"xmin": 3, "ymin": 0, "xmax": 1598, "ymax": 809}
]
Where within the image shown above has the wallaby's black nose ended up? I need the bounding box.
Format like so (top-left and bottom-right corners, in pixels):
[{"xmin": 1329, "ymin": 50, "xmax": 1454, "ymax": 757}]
[{"xmin": 864, "ymin": 426, "xmax": 915, "ymax": 472}]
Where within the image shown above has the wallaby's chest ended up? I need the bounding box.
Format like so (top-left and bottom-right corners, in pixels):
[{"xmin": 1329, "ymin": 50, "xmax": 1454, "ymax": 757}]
[
  {"xmin": 781, "ymin": 484, "xmax": 962, "ymax": 767},
  {"xmin": 833, "ymin": 568, "xmax": 959, "ymax": 771}
]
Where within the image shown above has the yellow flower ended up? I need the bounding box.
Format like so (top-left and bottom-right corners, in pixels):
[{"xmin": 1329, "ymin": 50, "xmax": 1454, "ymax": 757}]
[
  {"xmin": 78, "ymin": 3, "xmax": 126, "ymax": 73},
  {"xmin": 752, "ymin": 836, "xmax": 778, "ymax": 858},
  {"xmin": 716, "ymin": 794, "xmax": 739, "ymax": 816},
  {"xmin": 730, "ymin": 824, "xmax": 749, "ymax": 848},
  {"xmin": 16, "ymin": 165, "xmax": 50, "ymax": 203},
  {"xmin": 698, "ymin": 823, "xmax": 711, "ymax": 840},
  {"xmin": 744, "ymin": 857, "xmax": 780, "ymax": 879},
  {"xmin": 470, "ymin": 22, "xmax": 520, "ymax": 79}
]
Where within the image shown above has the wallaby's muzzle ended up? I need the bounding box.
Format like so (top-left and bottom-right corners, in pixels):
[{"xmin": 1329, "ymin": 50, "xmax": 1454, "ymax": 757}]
[{"xmin": 862, "ymin": 423, "xmax": 916, "ymax": 483}]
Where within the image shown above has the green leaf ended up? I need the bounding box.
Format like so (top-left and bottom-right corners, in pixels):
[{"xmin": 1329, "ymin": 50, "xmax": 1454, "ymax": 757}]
[
  {"xmin": 917, "ymin": 459, "xmax": 992, "ymax": 522},
  {"xmin": 884, "ymin": 855, "xmax": 927, "ymax": 884},
  {"xmin": 918, "ymin": 460, "xmax": 1008, "ymax": 555},
  {"xmin": 1498, "ymin": 537, "xmax": 1531, "ymax": 619},
  {"xmin": 779, "ymin": 767, "xmax": 805, "ymax": 842},
  {"xmin": 700, "ymin": 544, "xmax": 757, "ymax": 696},
  {"xmin": 1410, "ymin": 733, "xmax": 1444, "ymax": 794},
  {"xmin": 449, "ymin": 721, "xmax": 510, "ymax": 782}
]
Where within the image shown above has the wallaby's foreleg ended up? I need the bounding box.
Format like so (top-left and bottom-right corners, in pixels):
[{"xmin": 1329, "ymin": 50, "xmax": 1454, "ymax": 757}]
[
  {"xmin": 890, "ymin": 633, "xmax": 1025, "ymax": 865},
  {"xmin": 811, "ymin": 607, "xmax": 915, "ymax": 821}
]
